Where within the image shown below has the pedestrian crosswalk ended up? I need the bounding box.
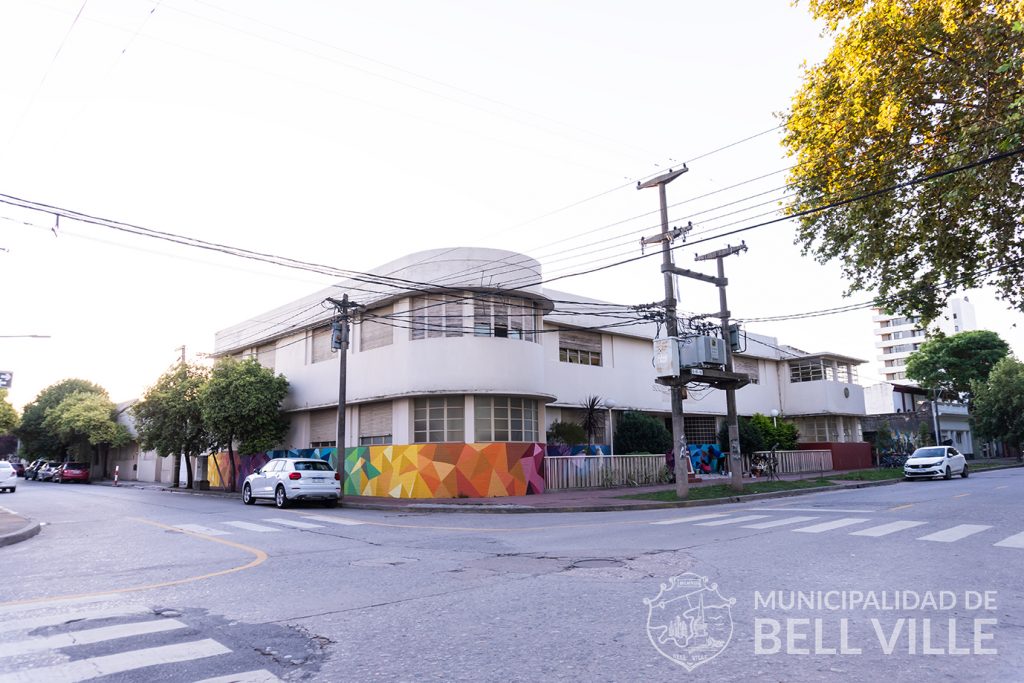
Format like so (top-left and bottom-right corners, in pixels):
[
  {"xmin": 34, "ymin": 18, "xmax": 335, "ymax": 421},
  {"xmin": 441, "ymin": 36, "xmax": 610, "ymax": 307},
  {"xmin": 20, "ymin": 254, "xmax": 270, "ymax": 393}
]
[
  {"xmin": 0, "ymin": 599, "xmax": 282, "ymax": 683},
  {"xmin": 648, "ymin": 510, "xmax": 1024, "ymax": 549},
  {"xmin": 169, "ymin": 514, "xmax": 366, "ymax": 538}
]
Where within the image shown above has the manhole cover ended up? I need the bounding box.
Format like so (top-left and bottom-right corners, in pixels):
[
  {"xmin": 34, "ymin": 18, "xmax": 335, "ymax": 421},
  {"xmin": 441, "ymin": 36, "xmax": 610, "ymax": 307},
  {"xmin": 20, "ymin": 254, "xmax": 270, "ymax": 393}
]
[{"xmin": 571, "ymin": 558, "xmax": 625, "ymax": 569}]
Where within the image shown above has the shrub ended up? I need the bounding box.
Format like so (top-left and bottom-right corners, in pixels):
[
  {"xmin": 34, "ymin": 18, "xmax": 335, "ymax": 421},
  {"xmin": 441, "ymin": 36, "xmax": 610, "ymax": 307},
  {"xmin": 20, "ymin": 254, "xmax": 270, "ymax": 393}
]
[
  {"xmin": 614, "ymin": 411, "xmax": 671, "ymax": 454},
  {"xmin": 546, "ymin": 420, "xmax": 585, "ymax": 446}
]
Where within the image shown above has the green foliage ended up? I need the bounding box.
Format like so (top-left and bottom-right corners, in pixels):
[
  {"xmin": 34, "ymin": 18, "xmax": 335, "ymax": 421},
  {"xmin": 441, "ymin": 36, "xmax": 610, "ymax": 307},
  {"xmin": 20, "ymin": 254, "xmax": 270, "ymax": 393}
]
[
  {"xmin": 917, "ymin": 421, "xmax": 936, "ymax": 447},
  {"xmin": 719, "ymin": 417, "xmax": 764, "ymax": 455},
  {"xmin": 748, "ymin": 413, "xmax": 800, "ymax": 451},
  {"xmin": 783, "ymin": 1, "xmax": 1024, "ymax": 321},
  {"xmin": 200, "ymin": 358, "xmax": 289, "ymax": 455},
  {"xmin": 42, "ymin": 391, "xmax": 130, "ymax": 459},
  {"xmin": 133, "ymin": 363, "xmax": 213, "ymax": 489},
  {"xmin": 0, "ymin": 389, "xmax": 17, "ymax": 434},
  {"xmin": 15, "ymin": 379, "xmax": 107, "ymax": 458},
  {"xmin": 906, "ymin": 331, "xmax": 1010, "ymax": 394},
  {"xmin": 546, "ymin": 420, "xmax": 585, "ymax": 446},
  {"xmin": 578, "ymin": 395, "xmax": 606, "ymax": 446},
  {"xmin": 971, "ymin": 356, "xmax": 1024, "ymax": 450},
  {"xmin": 614, "ymin": 411, "xmax": 672, "ymax": 454}
]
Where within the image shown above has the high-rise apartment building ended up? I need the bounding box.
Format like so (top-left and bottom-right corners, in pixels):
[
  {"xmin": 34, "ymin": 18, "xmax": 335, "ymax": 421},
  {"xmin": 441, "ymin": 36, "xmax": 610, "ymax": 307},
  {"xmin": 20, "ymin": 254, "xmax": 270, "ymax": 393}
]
[{"xmin": 872, "ymin": 296, "xmax": 977, "ymax": 384}]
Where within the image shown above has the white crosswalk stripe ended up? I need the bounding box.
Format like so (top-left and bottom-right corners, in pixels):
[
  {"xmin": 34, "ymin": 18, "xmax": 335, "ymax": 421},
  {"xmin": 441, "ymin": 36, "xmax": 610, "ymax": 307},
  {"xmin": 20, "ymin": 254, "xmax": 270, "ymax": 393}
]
[
  {"xmin": 195, "ymin": 670, "xmax": 282, "ymax": 683},
  {"xmin": 299, "ymin": 514, "xmax": 366, "ymax": 526},
  {"xmin": 649, "ymin": 513, "xmax": 732, "ymax": 525},
  {"xmin": 850, "ymin": 521, "xmax": 927, "ymax": 537},
  {"xmin": 696, "ymin": 514, "xmax": 770, "ymax": 527},
  {"xmin": 793, "ymin": 518, "xmax": 870, "ymax": 533},
  {"xmin": 223, "ymin": 521, "xmax": 281, "ymax": 532},
  {"xmin": 0, "ymin": 638, "xmax": 230, "ymax": 683},
  {"xmin": 742, "ymin": 516, "xmax": 818, "ymax": 529},
  {"xmin": 993, "ymin": 531, "xmax": 1024, "ymax": 549},
  {"xmin": 174, "ymin": 523, "xmax": 232, "ymax": 536},
  {"xmin": 0, "ymin": 619, "xmax": 187, "ymax": 657},
  {"xmin": 0, "ymin": 604, "xmax": 153, "ymax": 636},
  {"xmin": 262, "ymin": 518, "xmax": 324, "ymax": 529},
  {"xmin": 918, "ymin": 524, "xmax": 992, "ymax": 543}
]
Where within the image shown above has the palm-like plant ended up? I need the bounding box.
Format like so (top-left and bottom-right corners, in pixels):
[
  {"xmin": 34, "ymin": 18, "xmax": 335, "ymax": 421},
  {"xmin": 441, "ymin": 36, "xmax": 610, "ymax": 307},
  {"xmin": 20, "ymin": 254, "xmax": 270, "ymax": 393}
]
[{"xmin": 579, "ymin": 395, "xmax": 605, "ymax": 450}]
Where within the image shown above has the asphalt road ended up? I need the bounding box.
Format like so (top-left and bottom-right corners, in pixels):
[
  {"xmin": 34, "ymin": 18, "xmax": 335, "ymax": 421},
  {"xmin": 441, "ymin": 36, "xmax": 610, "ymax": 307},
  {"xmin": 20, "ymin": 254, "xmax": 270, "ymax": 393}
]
[{"xmin": 1, "ymin": 469, "xmax": 1022, "ymax": 682}]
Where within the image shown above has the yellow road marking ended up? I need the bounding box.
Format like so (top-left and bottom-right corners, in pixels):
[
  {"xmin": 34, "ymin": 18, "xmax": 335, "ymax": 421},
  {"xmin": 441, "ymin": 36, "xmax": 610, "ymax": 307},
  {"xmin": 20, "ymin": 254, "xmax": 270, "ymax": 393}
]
[
  {"xmin": 0, "ymin": 519, "xmax": 268, "ymax": 608},
  {"xmin": 889, "ymin": 504, "xmax": 914, "ymax": 511},
  {"xmin": 953, "ymin": 493, "xmax": 970, "ymax": 499}
]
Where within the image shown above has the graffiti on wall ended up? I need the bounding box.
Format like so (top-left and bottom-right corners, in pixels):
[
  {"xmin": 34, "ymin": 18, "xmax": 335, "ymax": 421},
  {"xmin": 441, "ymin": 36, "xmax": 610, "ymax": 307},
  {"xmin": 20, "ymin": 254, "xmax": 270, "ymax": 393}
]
[{"xmin": 207, "ymin": 443, "xmax": 545, "ymax": 499}]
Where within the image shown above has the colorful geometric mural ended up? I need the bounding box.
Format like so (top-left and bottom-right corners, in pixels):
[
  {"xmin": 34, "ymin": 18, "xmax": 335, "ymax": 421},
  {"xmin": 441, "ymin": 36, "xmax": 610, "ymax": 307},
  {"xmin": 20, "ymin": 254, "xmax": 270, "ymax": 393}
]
[
  {"xmin": 345, "ymin": 443, "xmax": 545, "ymax": 498},
  {"xmin": 207, "ymin": 443, "xmax": 545, "ymax": 499}
]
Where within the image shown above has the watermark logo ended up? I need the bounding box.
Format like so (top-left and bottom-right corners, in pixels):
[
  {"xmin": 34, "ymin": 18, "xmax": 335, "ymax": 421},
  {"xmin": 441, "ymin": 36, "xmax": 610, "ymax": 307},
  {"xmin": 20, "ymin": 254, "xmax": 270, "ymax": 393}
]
[{"xmin": 643, "ymin": 572, "xmax": 736, "ymax": 671}]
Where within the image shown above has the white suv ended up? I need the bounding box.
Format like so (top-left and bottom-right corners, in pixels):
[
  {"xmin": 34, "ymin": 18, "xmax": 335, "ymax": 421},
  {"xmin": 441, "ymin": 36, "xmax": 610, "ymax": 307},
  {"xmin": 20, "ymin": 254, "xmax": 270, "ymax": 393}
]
[
  {"xmin": 242, "ymin": 458, "xmax": 341, "ymax": 508},
  {"xmin": 0, "ymin": 461, "xmax": 17, "ymax": 493},
  {"xmin": 903, "ymin": 446, "xmax": 968, "ymax": 480}
]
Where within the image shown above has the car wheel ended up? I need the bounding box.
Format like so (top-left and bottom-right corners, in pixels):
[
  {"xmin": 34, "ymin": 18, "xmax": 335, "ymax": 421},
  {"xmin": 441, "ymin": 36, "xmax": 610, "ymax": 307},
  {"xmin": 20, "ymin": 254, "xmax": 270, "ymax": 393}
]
[
  {"xmin": 323, "ymin": 498, "xmax": 338, "ymax": 508},
  {"xmin": 960, "ymin": 464, "xmax": 969, "ymax": 478},
  {"xmin": 242, "ymin": 483, "xmax": 255, "ymax": 505},
  {"xmin": 944, "ymin": 466, "xmax": 952, "ymax": 480},
  {"xmin": 274, "ymin": 486, "xmax": 289, "ymax": 509}
]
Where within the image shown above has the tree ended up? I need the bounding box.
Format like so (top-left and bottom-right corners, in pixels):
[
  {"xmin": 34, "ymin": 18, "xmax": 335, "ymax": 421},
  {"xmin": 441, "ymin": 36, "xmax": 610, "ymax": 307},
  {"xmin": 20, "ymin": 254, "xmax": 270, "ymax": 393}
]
[
  {"xmin": 783, "ymin": 1, "xmax": 1024, "ymax": 321},
  {"xmin": 42, "ymin": 391, "xmax": 130, "ymax": 464},
  {"xmin": 614, "ymin": 411, "xmax": 672, "ymax": 454},
  {"xmin": 133, "ymin": 363, "xmax": 213, "ymax": 489},
  {"xmin": 748, "ymin": 413, "xmax": 800, "ymax": 451},
  {"xmin": 972, "ymin": 356, "xmax": 1024, "ymax": 455},
  {"xmin": 719, "ymin": 417, "xmax": 765, "ymax": 455},
  {"xmin": 200, "ymin": 358, "xmax": 289, "ymax": 492},
  {"xmin": 546, "ymin": 420, "xmax": 586, "ymax": 447},
  {"xmin": 0, "ymin": 389, "xmax": 17, "ymax": 435},
  {"xmin": 15, "ymin": 379, "xmax": 107, "ymax": 458},
  {"xmin": 906, "ymin": 330, "xmax": 1009, "ymax": 395},
  {"xmin": 578, "ymin": 395, "xmax": 606, "ymax": 450}
]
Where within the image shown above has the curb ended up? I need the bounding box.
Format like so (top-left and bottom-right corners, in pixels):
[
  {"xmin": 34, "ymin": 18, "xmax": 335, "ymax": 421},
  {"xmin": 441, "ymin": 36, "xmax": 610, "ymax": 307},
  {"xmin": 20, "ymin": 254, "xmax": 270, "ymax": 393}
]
[
  {"xmin": 0, "ymin": 520, "xmax": 41, "ymax": 548},
  {"xmin": 339, "ymin": 478, "xmax": 903, "ymax": 514}
]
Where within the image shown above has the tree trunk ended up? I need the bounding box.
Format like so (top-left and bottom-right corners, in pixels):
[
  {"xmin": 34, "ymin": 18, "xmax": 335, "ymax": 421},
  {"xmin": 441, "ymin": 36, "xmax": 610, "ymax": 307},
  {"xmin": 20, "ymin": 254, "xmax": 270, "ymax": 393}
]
[
  {"xmin": 172, "ymin": 452, "xmax": 182, "ymax": 487},
  {"xmin": 185, "ymin": 454, "xmax": 194, "ymax": 489},
  {"xmin": 228, "ymin": 441, "xmax": 237, "ymax": 493}
]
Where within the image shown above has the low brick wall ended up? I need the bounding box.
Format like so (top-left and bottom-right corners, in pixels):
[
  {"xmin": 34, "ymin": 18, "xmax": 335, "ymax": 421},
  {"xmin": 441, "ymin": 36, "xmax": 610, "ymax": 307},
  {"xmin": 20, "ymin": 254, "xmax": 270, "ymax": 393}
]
[{"xmin": 799, "ymin": 442, "xmax": 872, "ymax": 470}]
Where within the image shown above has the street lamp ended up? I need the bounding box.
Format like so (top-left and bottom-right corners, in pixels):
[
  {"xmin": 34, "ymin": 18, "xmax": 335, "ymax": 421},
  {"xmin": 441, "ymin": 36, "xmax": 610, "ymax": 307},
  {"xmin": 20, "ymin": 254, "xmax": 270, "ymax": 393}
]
[
  {"xmin": 770, "ymin": 408, "xmax": 779, "ymax": 428},
  {"xmin": 605, "ymin": 398, "xmax": 616, "ymax": 456}
]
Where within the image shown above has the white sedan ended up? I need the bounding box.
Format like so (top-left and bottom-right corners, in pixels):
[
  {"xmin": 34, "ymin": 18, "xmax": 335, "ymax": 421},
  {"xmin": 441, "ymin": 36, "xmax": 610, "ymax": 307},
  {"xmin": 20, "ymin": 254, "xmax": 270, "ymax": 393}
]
[
  {"xmin": 242, "ymin": 458, "xmax": 341, "ymax": 508},
  {"xmin": 903, "ymin": 446, "xmax": 968, "ymax": 480},
  {"xmin": 0, "ymin": 461, "xmax": 16, "ymax": 493}
]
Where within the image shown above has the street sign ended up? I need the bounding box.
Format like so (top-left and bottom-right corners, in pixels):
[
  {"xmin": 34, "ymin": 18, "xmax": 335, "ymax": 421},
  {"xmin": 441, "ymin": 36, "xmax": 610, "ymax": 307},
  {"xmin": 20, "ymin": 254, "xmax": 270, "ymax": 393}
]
[{"xmin": 0, "ymin": 372, "xmax": 10, "ymax": 389}]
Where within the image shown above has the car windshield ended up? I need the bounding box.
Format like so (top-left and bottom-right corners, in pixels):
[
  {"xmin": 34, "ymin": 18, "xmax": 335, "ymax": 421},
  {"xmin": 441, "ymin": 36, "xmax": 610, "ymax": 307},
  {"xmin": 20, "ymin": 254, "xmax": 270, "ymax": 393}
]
[
  {"xmin": 910, "ymin": 448, "xmax": 945, "ymax": 459},
  {"xmin": 65, "ymin": 463, "xmax": 87, "ymax": 470},
  {"xmin": 294, "ymin": 461, "xmax": 332, "ymax": 471}
]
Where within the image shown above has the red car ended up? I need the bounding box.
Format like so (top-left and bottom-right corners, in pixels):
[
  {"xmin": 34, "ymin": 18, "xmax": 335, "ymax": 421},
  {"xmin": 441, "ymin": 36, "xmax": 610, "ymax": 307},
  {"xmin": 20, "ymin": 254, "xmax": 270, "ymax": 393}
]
[{"xmin": 57, "ymin": 462, "xmax": 91, "ymax": 483}]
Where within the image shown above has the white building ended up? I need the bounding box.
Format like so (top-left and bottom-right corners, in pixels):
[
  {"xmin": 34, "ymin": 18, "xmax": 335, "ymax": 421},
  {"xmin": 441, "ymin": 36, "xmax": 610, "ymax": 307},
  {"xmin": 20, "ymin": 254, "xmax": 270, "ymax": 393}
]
[
  {"xmin": 872, "ymin": 296, "xmax": 977, "ymax": 383},
  {"xmin": 213, "ymin": 248, "xmax": 867, "ymax": 498}
]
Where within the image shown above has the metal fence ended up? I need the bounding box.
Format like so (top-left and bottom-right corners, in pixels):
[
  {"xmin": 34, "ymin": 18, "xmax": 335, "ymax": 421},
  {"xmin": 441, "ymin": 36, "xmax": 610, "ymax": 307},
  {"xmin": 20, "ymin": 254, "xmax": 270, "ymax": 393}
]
[
  {"xmin": 743, "ymin": 449, "xmax": 833, "ymax": 475},
  {"xmin": 543, "ymin": 454, "xmax": 667, "ymax": 490}
]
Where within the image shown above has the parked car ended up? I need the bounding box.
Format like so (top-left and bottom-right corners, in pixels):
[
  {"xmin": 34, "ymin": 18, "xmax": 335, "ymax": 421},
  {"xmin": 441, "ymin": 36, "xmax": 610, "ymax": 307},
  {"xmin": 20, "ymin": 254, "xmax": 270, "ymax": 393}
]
[
  {"xmin": 904, "ymin": 446, "xmax": 968, "ymax": 480},
  {"xmin": 57, "ymin": 462, "xmax": 91, "ymax": 484},
  {"xmin": 10, "ymin": 461, "xmax": 25, "ymax": 477},
  {"xmin": 0, "ymin": 461, "xmax": 16, "ymax": 492},
  {"xmin": 25, "ymin": 461, "xmax": 46, "ymax": 480},
  {"xmin": 37, "ymin": 462, "xmax": 61, "ymax": 482},
  {"xmin": 242, "ymin": 458, "xmax": 340, "ymax": 508}
]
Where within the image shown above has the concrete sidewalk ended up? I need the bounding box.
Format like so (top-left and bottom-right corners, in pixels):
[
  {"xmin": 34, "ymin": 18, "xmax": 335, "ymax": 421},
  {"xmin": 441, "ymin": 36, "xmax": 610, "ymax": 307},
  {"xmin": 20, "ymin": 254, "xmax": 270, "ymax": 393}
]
[{"xmin": 0, "ymin": 505, "xmax": 41, "ymax": 547}]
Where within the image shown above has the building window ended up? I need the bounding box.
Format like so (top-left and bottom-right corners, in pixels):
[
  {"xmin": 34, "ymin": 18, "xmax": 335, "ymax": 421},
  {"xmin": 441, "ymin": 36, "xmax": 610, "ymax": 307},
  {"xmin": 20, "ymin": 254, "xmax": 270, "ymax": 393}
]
[
  {"xmin": 799, "ymin": 417, "xmax": 832, "ymax": 442},
  {"xmin": 836, "ymin": 363, "xmax": 858, "ymax": 383},
  {"xmin": 256, "ymin": 343, "xmax": 276, "ymax": 370},
  {"xmin": 311, "ymin": 326, "xmax": 333, "ymax": 364},
  {"xmin": 413, "ymin": 397, "xmax": 464, "ymax": 443},
  {"xmin": 309, "ymin": 408, "xmax": 337, "ymax": 448},
  {"xmin": 558, "ymin": 329, "xmax": 602, "ymax": 366},
  {"xmin": 684, "ymin": 415, "xmax": 718, "ymax": 445},
  {"xmin": 361, "ymin": 305, "xmax": 394, "ymax": 350},
  {"xmin": 411, "ymin": 295, "xmax": 463, "ymax": 340},
  {"xmin": 358, "ymin": 401, "xmax": 392, "ymax": 446},
  {"xmin": 789, "ymin": 360, "xmax": 824, "ymax": 383},
  {"xmin": 472, "ymin": 295, "xmax": 536, "ymax": 341},
  {"xmin": 475, "ymin": 396, "xmax": 538, "ymax": 442}
]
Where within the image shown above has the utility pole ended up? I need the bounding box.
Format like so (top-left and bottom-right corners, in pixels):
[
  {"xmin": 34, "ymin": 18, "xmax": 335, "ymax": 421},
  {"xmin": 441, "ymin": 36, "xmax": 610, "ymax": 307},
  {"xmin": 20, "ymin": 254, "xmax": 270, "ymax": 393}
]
[
  {"xmin": 326, "ymin": 294, "xmax": 359, "ymax": 500},
  {"xmin": 695, "ymin": 243, "xmax": 748, "ymax": 491},
  {"xmin": 177, "ymin": 345, "xmax": 186, "ymax": 364},
  {"xmin": 638, "ymin": 166, "xmax": 689, "ymax": 498}
]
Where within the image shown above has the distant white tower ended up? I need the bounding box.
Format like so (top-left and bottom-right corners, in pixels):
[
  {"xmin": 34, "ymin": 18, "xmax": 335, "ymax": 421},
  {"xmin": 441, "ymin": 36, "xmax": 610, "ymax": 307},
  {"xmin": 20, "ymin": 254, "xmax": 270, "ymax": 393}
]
[{"xmin": 872, "ymin": 296, "xmax": 977, "ymax": 384}]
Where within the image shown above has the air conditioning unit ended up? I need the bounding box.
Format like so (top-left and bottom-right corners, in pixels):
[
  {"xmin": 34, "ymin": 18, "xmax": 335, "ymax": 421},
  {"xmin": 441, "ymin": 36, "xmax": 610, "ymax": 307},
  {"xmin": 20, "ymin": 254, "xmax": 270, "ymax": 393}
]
[{"xmin": 678, "ymin": 335, "xmax": 725, "ymax": 368}]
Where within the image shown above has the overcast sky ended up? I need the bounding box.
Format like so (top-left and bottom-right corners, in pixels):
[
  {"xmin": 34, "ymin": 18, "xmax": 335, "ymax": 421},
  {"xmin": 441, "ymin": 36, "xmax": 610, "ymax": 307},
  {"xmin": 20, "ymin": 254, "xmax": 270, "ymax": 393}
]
[{"xmin": 2, "ymin": 0, "xmax": 1022, "ymax": 411}]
